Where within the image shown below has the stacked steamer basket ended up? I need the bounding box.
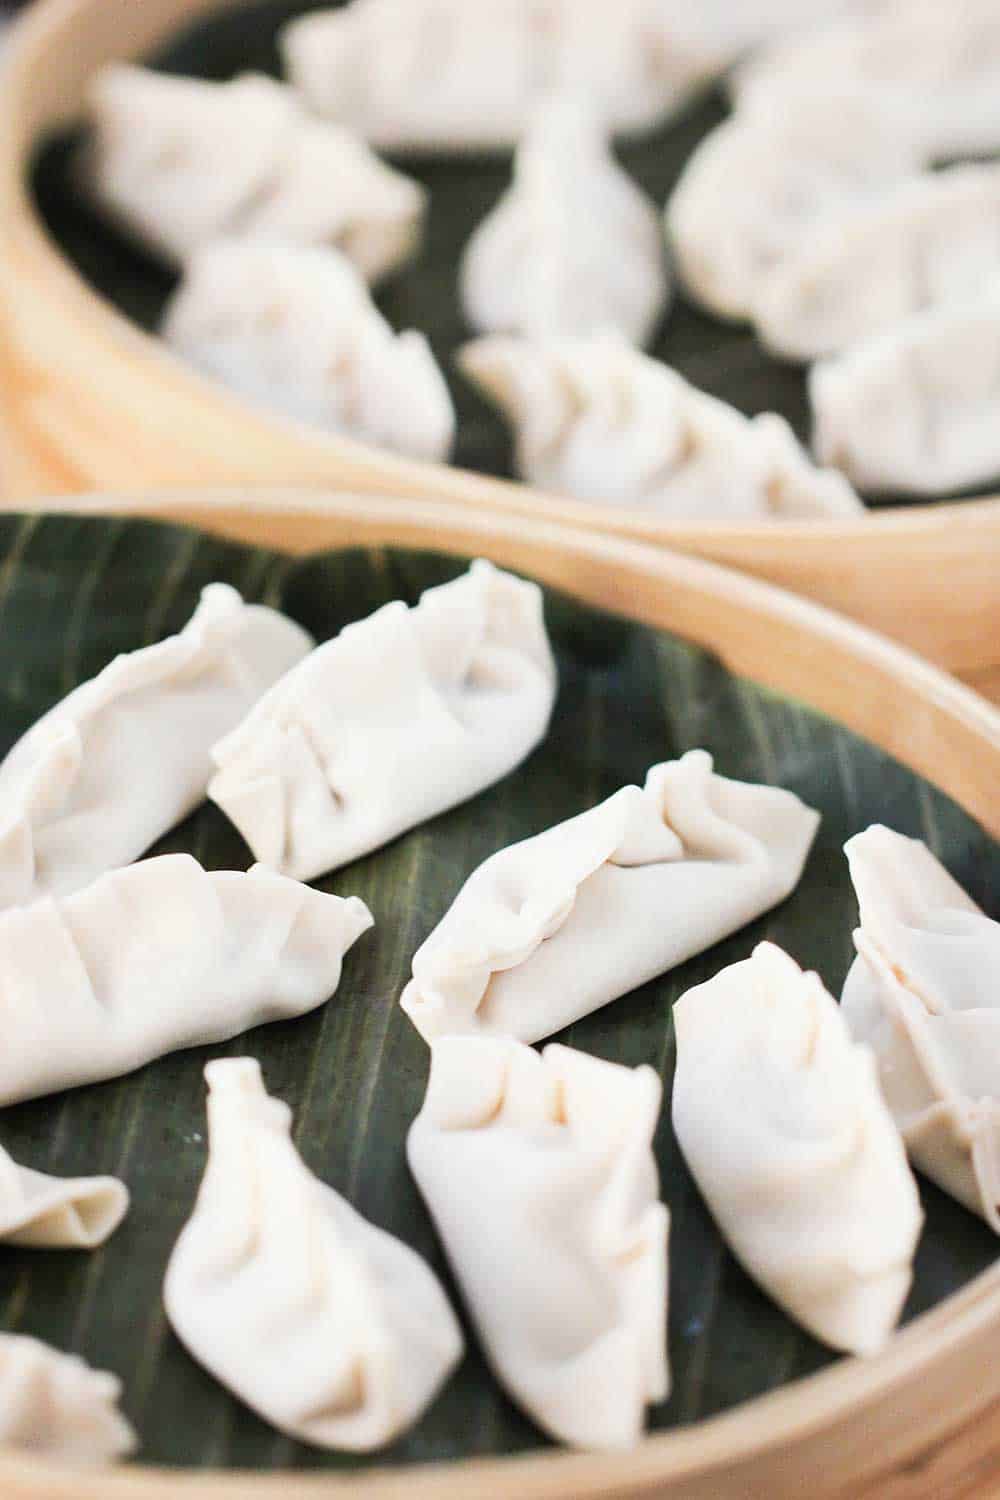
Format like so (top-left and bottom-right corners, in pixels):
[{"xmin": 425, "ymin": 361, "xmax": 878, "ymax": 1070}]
[{"xmin": 0, "ymin": 0, "xmax": 999, "ymax": 699}]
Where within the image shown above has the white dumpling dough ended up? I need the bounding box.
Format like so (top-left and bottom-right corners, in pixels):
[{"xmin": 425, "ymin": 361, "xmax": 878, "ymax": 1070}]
[
  {"xmin": 0, "ymin": 582, "xmax": 311, "ymax": 911},
  {"xmin": 0, "ymin": 1145, "xmax": 127, "ymax": 1249},
  {"xmin": 0, "ymin": 1334, "xmax": 136, "ymax": 1463},
  {"xmin": 210, "ymin": 560, "xmax": 556, "ymax": 879},
  {"xmin": 282, "ymin": 0, "xmax": 720, "ymax": 152},
  {"xmin": 165, "ymin": 1059, "xmax": 463, "ymax": 1449},
  {"xmin": 0, "ymin": 854, "xmax": 372, "ymax": 1106},
  {"xmin": 85, "ymin": 65, "xmax": 425, "ymax": 283},
  {"xmin": 754, "ymin": 163, "xmax": 1000, "ymax": 361},
  {"xmin": 408, "ymin": 1036, "xmax": 669, "ymax": 1449},
  {"xmin": 459, "ymin": 95, "xmax": 668, "ymax": 347},
  {"xmin": 841, "ymin": 826, "xmax": 1000, "ymax": 1231},
  {"xmin": 810, "ymin": 286, "xmax": 1000, "ymax": 493},
  {"xmin": 460, "ymin": 335, "xmax": 863, "ymax": 519},
  {"xmin": 673, "ymin": 941, "xmax": 923, "ymax": 1354},
  {"xmin": 402, "ymin": 749, "xmax": 819, "ymax": 1045},
  {"xmin": 162, "ymin": 243, "xmax": 455, "ymax": 460}
]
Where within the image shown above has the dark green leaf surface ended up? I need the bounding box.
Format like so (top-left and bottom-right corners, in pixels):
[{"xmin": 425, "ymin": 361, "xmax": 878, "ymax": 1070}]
[{"xmin": 0, "ymin": 513, "xmax": 996, "ymax": 1470}]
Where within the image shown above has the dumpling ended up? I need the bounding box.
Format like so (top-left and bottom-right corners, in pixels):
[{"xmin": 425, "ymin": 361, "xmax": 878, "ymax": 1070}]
[
  {"xmin": 162, "ymin": 243, "xmax": 455, "ymax": 460},
  {"xmin": 673, "ymin": 941, "xmax": 923, "ymax": 1354},
  {"xmin": 282, "ymin": 0, "xmax": 720, "ymax": 152},
  {"xmin": 459, "ymin": 335, "xmax": 863, "ymax": 519},
  {"xmin": 754, "ymin": 163, "xmax": 1000, "ymax": 361},
  {"xmin": 666, "ymin": 94, "xmax": 919, "ymax": 322},
  {"xmin": 165, "ymin": 1059, "xmax": 463, "ymax": 1449},
  {"xmin": 0, "ymin": 582, "xmax": 310, "ymax": 911},
  {"xmin": 0, "ymin": 1334, "xmax": 136, "ymax": 1463},
  {"xmin": 735, "ymin": 1, "xmax": 1000, "ymax": 163},
  {"xmin": 841, "ymin": 825, "xmax": 1000, "ymax": 1230},
  {"xmin": 209, "ymin": 560, "xmax": 557, "ymax": 879},
  {"xmin": 85, "ymin": 65, "xmax": 425, "ymax": 283},
  {"xmin": 810, "ymin": 287, "xmax": 1000, "ymax": 493},
  {"xmin": 407, "ymin": 1036, "xmax": 669, "ymax": 1449},
  {"xmin": 0, "ymin": 1145, "xmax": 127, "ymax": 1249},
  {"xmin": 459, "ymin": 95, "xmax": 668, "ymax": 346},
  {"xmin": 401, "ymin": 749, "xmax": 819, "ymax": 1045},
  {"xmin": 0, "ymin": 854, "xmax": 372, "ymax": 1106}
]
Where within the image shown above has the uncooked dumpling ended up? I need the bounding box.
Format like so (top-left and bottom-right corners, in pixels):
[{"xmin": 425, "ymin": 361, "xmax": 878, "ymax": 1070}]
[
  {"xmin": 210, "ymin": 560, "xmax": 557, "ymax": 879},
  {"xmin": 0, "ymin": 582, "xmax": 311, "ymax": 911},
  {"xmin": 0, "ymin": 854, "xmax": 372, "ymax": 1106},
  {"xmin": 0, "ymin": 1334, "xmax": 136, "ymax": 1463},
  {"xmin": 165, "ymin": 1059, "xmax": 463, "ymax": 1449},
  {"xmin": 408, "ymin": 1036, "xmax": 669, "ymax": 1449},
  {"xmin": 673, "ymin": 941, "xmax": 923, "ymax": 1354},
  {"xmin": 460, "ymin": 95, "xmax": 668, "ymax": 346},
  {"xmin": 85, "ymin": 64, "xmax": 425, "ymax": 283},
  {"xmin": 402, "ymin": 749, "xmax": 819, "ymax": 1045},
  {"xmin": 810, "ymin": 287, "xmax": 1000, "ymax": 493},
  {"xmin": 0, "ymin": 1145, "xmax": 127, "ymax": 1249},
  {"xmin": 459, "ymin": 335, "xmax": 863, "ymax": 518},
  {"xmin": 841, "ymin": 825, "xmax": 1000, "ymax": 1231},
  {"xmin": 162, "ymin": 243, "xmax": 455, "ymax": 459}
]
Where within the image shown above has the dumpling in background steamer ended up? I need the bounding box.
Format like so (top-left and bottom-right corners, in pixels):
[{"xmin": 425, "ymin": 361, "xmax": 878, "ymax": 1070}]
[
  {"xmin": 162, "ymin": 243, "xmax": 455, "ymax": 461},
  {"xmin": 0, "ymin": 854, "xmax": 372, "ymax": 1106},
  {"xmin": 0, "ymin": 583, "xmax": 311, "ymax": 911},
  {"xmin": 408, "ymin": 1037, "xmax": 669, "ymax": 1449},
  {"xmin": 459, "ymin": 335, "xmax": 863, "ymax": 519},
  {"xmin": 841, "ymin": 826, "xmax": 1000, "ymax": 1231},
  {"xmin": 209, "ymin": 561, "xmax": 557, "ymax": 879},
  {"xmin": 754, "ymin": 162, "xmax": 1000, "ymax": 361},
  {"xmin": 84, "ymin": 65, "xmax": 425, "ymax": 284},
  {"xmin": 673, "ymin": 941, "xmax": 923, "ymax": 1354},
  {"xmin": 0, "ymin": 1145, "xmax": 127, "ymax": 1249},
  {"xmin": 459, "ymin": 95, "xmax": 668, "ymax": 346},
  {"xmin": 401, "ymin": 749, "xmax": 820, "ymax": 1046},
  {"xmin": 0, "ymin": 1334, "xmax": 136, "ymax": 1463},
  {"xmin": 281, "ymin": 0, "xmax": 721, "ymax": 152},
  {"xmin": 165, "ymin": 1059, "xmax": 463, "ymax": 1449},
  {"xmin": 810, "ymin": 286, "xmax": 1000, "ymax": 493}
]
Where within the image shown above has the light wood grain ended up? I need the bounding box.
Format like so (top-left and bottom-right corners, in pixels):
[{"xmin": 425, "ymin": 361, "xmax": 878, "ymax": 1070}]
[
  {"xmin": 0, "ymin": 486, "xmax": 998, "ymax": 1497},
  {"xmin": 1, "ymin": 0, "xmax": 1000, "ymax": 684}
]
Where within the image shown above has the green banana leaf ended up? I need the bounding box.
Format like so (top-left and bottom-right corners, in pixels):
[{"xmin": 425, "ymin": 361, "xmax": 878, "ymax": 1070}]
[{"xmin": 0, "ymin": 511, "xmax": 995, "ymax": 1471}]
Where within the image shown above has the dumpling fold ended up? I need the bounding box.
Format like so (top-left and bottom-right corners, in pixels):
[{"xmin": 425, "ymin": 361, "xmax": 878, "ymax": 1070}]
[
  {"xmin": 0, "ymin": 854, "xmax": 372, "ymax": 1106},
  {"xmin": 209, "ymin": 560, "xmax": 557, "ymax": 879},
  {"xmin": 673, "ymin": 941, "xmax": 923, "ymax": 1354},
  {"xmin": 0, "ymin": 1145, "xmax": 127, "ymax": 1249},
  {"xmin": 0, "ymin": 582, "xmax": 311, "ymax": 911},
  {"xmin": 401, "ymin": 749, "xmax": 819, "ymax": 1044},
  {"xmin": 841, "ymin": 825, "xmax": 1000, "ymax": 1231},
  {"xmin": 407, "ymin": 1036, "xmax": 669, "ymax": 1449},
  {"xmin": 0, "ymin": 1334, "xmax": 136, "ymax": 1463},
  {"xmin": 165, "ymin": 1059, "xmax": 463, "ymax": 1449}
]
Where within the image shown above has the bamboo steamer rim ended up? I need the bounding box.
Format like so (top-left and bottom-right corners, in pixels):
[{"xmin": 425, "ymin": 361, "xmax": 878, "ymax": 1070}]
[
  {"xmin": 1, "ymin": 0, "xmax": 1000, "ymax": 687},
  {"xmin": 0, "ymin": 486, "xmax": 996, "ymax": 1498}
]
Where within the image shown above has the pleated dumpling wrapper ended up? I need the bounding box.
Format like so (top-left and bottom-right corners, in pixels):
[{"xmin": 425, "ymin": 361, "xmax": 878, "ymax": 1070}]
[
  {"xmin": 673, "ymin": 942, "xmax": 923, "ymax": 1354},
  {"xmin": 0, "ymin": 854, "xmax": 372, "ymax": 1106},
  {"xmin": 162, "ymin": 242, "xmax": 455, "ymax": 460},
  {"xmin": 459, "ymin": 94, "xmax": 668, "ymax": 347},
  {"xmin": 282, "ymin": 0, "xmax": 720, "ymax": 152},
  {"xmin": 841, "ymin": 825, "xmax": 1000, "ymax": 1231},
  {"xmin": 0, "ymin": 583, "xmax": 311, "ymax": 912},
  {"xmin": 165, "ymin": 1059, "xmax": 463, "ymax": 1449},
  {"xmin": 459, "ymin": 335, "xmax": 862, "ymax": 519},
  {"xmin": 408, "ymin": 1036, "xmax": 669, "ymax": 1449},
  {"xmin": 85, "ymin": 65, "xmax": 425, "ymax": 283},
  {"xmin": 402, "ymin": 749, "xmax": 819, "ymax": 1045},
  {"xmin": 210, "ymin": 560, "xmax": 556, "ymax": 879},
  {"xmin": 0, "ymin": 1333, "xmax": 136, "ymax": 1464},
  {"xmin": 810, "ymin": 286, "xmax": 1000, "ymax": 494},
  {"xmin": 0, "ymin": 1144, "xmax": 127, "ymax": 1249}
]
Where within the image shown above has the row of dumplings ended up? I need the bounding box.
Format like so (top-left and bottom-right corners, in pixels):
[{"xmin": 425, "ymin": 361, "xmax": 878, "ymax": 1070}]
[
  {"xmin": 669, "ymin": 0, "xmax": 1000, "ymax": 494},
  {"xmin": 1, "ymin": 563, "xmax": 997, "ymax": 1463}
]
